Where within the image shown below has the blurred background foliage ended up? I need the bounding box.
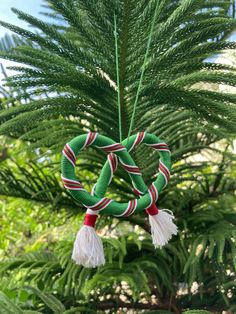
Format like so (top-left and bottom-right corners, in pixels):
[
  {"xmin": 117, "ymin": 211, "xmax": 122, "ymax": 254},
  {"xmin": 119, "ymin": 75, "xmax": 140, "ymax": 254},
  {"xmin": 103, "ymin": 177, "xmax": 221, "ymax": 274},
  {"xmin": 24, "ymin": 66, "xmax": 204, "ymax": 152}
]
[{"xmin": 0, "ymin": 0, "xmax": 236, "ymax": 313}]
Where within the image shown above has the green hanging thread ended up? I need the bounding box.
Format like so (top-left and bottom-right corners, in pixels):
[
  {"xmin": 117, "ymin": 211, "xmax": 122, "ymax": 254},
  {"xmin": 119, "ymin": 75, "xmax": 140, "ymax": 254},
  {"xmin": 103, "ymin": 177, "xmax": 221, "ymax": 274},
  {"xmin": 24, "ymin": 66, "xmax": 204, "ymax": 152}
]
[
  {"xmin": 114, "ymin": 14, "xmax": 122, "ymax": 143},
  {"xmin": 128, "ymin": 2, "xmax": 159, "ymax": 139}
]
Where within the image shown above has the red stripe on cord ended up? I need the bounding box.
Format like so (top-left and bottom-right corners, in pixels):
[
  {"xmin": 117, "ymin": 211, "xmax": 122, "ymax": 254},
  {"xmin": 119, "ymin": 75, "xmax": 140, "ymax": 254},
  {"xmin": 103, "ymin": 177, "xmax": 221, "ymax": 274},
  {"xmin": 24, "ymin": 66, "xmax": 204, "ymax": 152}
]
[
  {"xmin": 65, "ymin": 144, "xmax": 76, "ymax": 164},
  {"xmin": 150, "ymin": 144, "xmax": 170, "ymax": 152},
  {"xmin": 113, "ymin": 154, "xmax": 118, "ymax": 171},
  {"xmin": 109, "ymin": 153, "xmax": 117, "ymax": 173},
  {"xmin": 63, "ymin": 182, "xmax": 83, "ymax": 188},
  {"xmin": 65, "ymin": 144, "xmax": 76, "ymax": 162},
  {"xmin": 91, "ymin": 198, "xmax": 111, "ymax": 211},
  {"xmin": 107, "ymin": 155, "xmax": 113, "ymax": 177},
  {"xmin": 160, "ymin": 163, "xmax": 170, "ymax": 180},
  {"xmin": 64, "ymin": 185, "xmax": 84, "ymax": 190},
  {"xmin": 65, "ymin": 147, "xmax": 76, "ymax": 164},
  {"xmin": 61, "ymin": 177, "xmax": 81, "ymax": 184},
  {"xmin": 122, "ymin": 164, "xmax": 141, "ymax": 174},
  {"xmin": 86, "ymin": 132, "xmax": 93, "ymax": 146},
  {"xmin": 146, "ymin": 184, "xmax": 159, "ymax": 216},
  {"xmin": 102, "ymin": 144, "xmax": 125, "ymax": 152},
  {"xmin": 135, "ymin": 132, "xmax": 142, "ymax": 146},
  {"xmin": 160, "ymin": 161, "xmax": 170, "ymax": 176},
  {"xmin": 129, "ymin": 132, "xmax": 145, "ymax": 152},
  {"xmin": 108, "ymin": 154, "xmax": 114, "ymax": 173},
  {"xmin": 84, "ymin": 214, "xmax": 97, "ymax": 227},
  {"xmin": 97, "ymin": 198, "xmax": 111, "ymax": 210},
  {"xmin": 63, "ymin": 149, "xmax": 75, "ymax": 166},
  {"xmin": 124, "ymin": 201, "xmax": 132, "ymax": 217},
  {"xmin": 87, "ymin": 132, "xmax": 96, "ymax": 146},
  {"xmin": 124, "ymin": 200, "xmax": 136, "ymax": 217},
  {"xmin": 102, "ymin": 144, "xmax": 120, "ymax": 152},
  {"xmin": 91, "ymin": 198, "xmax": 107, "ymax": 211},
  {"xmin": 63, "ymin": 183, "xmax": 83, "ymax": 188},
  {"xmin": 137, "ymin": 132, "xmax": 145, "ymax": 146},
  {"xmin": 152, "ymin": 144, "xmax": 168, "ymax": 148},
  {"xmin": 64, "ymin": 147, "xmax": 75, "ymax": 163},
  {"xmin": 127, "ymin": 201, "xmax": 134, "ymax": 216},
  {"xmin": 159, "ymin": 168, "xmax": 169, "ymax": 182},
  {"xmin": 150, "ymin": 184, "xmax": 158, "ymax": 202},
  {"xmin": 133, "ymin": 188, "xmax": 141, "ymax": 196},
  {"xmin": 149, "ymin": 185, "xmax": 155, "ymax": 203},
  {"xmin": 129, "ymin": 200, "xmax": 137, "ymax": 216}
]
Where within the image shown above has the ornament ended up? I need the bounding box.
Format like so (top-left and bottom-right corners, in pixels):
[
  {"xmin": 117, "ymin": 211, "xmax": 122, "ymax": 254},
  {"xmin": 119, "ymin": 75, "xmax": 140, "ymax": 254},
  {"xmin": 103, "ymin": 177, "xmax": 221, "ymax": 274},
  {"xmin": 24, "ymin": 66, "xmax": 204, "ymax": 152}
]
[{"xmin": 61, "ymin": 131, "xmax": 177, "ymax": 267}]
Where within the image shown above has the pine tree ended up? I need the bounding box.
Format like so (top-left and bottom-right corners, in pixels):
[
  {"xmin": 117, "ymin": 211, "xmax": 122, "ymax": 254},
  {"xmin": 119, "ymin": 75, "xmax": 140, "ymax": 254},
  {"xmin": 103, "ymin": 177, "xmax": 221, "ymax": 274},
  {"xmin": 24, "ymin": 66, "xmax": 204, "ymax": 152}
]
[{"xmin": 0, "ymin": 0, "xmax": 236, "ymax": 312}]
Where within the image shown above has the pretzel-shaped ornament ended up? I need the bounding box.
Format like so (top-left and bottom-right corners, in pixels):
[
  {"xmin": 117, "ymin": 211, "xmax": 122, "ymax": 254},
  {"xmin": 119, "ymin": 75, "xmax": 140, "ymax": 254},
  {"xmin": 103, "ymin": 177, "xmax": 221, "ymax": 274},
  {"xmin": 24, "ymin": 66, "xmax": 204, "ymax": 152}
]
[{"xmin": 61, "ymin": 132, "xmax": 178, "ymax": 267}]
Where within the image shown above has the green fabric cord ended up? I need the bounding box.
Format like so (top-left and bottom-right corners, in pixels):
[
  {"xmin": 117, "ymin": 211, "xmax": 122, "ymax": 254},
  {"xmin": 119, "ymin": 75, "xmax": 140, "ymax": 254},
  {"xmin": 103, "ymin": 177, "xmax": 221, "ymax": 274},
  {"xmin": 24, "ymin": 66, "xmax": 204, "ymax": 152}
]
[{"xmin": 61, "ymin": 132, "xmax": 171, "ymax": 216}]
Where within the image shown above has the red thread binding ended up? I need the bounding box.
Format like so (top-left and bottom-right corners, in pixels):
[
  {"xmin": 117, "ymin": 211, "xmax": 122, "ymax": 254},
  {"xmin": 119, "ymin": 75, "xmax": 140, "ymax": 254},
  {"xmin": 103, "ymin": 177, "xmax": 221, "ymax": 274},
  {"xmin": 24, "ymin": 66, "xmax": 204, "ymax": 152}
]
[
  {"xmin": 84, "ymin": 214, "xmax": 97, "ymax": 227},
  {"xmin": 146, "ymin": 203, "xmax": 159, "ymax": 216}
]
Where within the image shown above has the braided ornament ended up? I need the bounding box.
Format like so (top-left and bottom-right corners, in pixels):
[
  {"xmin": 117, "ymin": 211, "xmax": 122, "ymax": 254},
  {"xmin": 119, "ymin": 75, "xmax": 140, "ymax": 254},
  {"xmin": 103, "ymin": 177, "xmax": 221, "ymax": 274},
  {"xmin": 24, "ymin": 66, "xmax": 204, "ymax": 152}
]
[{"xmin": 61, "ymin": 132, "xmax": 177, "ymax": 267}]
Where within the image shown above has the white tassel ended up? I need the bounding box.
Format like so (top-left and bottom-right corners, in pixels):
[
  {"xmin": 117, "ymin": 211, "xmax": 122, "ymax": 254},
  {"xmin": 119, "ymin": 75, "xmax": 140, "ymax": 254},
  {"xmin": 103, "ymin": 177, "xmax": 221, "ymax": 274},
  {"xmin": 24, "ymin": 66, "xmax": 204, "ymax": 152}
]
[
  {"xmin": 72, "ymin": 225, "xmax": 105, "ymax": 268},
  {"xmin": 148, "ymin": 209, "xmax": 178, "ymax": 248},
  {"xmin": 72, "ymin": 210, "xmax": 105, "ymax": 268}
]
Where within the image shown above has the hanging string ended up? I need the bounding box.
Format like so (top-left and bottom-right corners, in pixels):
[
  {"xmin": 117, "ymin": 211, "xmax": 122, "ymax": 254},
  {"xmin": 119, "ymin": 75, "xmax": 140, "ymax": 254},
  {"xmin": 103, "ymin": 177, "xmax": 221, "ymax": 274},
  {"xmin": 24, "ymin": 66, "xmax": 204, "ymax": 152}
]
[
  {"xmin": 114, "ymin": 14, "xmax": 122, "ymax": 143},
  {"xmin": 127, "ymin": 3, "xmax": 159, "ymax": 139}
]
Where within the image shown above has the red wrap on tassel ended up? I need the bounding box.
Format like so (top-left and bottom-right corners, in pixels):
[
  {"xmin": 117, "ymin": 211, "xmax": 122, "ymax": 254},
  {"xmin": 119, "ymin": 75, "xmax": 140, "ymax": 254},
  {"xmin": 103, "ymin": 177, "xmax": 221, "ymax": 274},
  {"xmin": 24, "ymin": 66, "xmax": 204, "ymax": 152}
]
[
  {"xmin": 146, "ymin": 203, "xmax": 159, "ymax": 216},
  {"xmin": 84, "ymin": 214, "xmax": 97, "ymax": 227}
]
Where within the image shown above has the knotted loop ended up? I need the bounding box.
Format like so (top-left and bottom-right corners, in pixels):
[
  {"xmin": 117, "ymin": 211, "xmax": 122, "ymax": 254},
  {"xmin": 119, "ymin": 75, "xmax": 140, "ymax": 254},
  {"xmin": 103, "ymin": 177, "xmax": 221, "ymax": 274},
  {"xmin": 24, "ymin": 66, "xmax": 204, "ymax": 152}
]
[{"xmin": 61, "ymin": 132, "xmax": 171, "ymax": 217}]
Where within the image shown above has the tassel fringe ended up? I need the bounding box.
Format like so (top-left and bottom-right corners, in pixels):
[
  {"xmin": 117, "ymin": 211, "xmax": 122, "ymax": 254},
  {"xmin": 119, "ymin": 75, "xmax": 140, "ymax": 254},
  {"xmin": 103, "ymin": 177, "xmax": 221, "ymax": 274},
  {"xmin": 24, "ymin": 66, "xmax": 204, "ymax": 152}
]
[
  {"xmin": 148, "ymin": 209, "xmax": 178, "ymax": 247},
  {"xmin": 72, "ymin": 225, "xmax": 105, "ymax": 268}
]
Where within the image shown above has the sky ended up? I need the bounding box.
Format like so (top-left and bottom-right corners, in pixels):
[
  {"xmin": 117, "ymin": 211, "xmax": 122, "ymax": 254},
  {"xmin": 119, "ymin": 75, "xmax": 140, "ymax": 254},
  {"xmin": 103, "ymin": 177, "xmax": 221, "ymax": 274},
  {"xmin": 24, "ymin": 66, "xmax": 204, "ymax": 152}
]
[
  {"xmin": 0, "ymin": 0, "xmax": 44, "ymax": 37},
  {"xmin": 0, "ymin": 1, "xmax": 236, "ymax": 81},
  {"xmin": 0, "ymin": 0, "xmax": 45, "ymax": 80}
]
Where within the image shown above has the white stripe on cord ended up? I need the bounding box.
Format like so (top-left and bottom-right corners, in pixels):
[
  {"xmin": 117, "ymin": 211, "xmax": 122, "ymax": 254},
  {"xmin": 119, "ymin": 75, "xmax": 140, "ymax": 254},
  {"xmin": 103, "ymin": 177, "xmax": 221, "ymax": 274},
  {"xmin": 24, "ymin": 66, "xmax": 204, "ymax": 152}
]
[
  {"xmin": 151, "ymin": 183, "xmax": 158, "ymax": 202},
  {"xmin": 132, "ymin": 181, "xmax": 144, "ymax": 195},
  {"xmin": 119, "ymin": 159, "xmax": 138, "ymax": 169},
  {"xmin": 98, "ymin": 143, "xmax": 126, "ymax": 152},
  {"xmin": 82, "ymin": 132, "xmax": 98, "ymax": 150},
  {"xmin": 91, "ymin": 184, "xmax": 96, "ymax": 196},
  {"xmin": 62, "ymin": 150, "xmax": 75, "ymax": 167},
  {"xmin": 61, "ymin": 175, "xmax": 81, "ymax": 185},
  {"xmin": 64, "ymin": 185, "xmax": 85, "ymax": 191},
  {"xmin": 159, "ymin": 161, "xmax": 170, "ymax": 186},
  {"xmin": 129, "ymin": 132, "xmax": 145, "ymax": 152},
  {"xmin": 114, "ymin": 203, "xmax": 130, "ymax": 217},
  {"xmin": 146, "ymin": 142, "xmax": 167, "ymax": 147},
  {"xmin": 66, "ymin": 143, "xmax": 76, "ymax": 162},
  {"xmin": 85, "ymin": 184, "xmax": 99, "ymax": 215},
  {"xmin": 146, "ymin": 189, "xmax": 154, "ymax": 209},
  {"xmin": 128, "ymin": 199, "xmax": 137, "ymax": 216},
  {"xmin": 89, "ymin": 132, "xmax": 98, "ymax": 146},
  {"xmin": 87, "ymin": 198, "xmax": 112, "ymax": 211},
  {"xmin": 145, "ymin": 184, "xmax": 158, "ymax": 210},
  {"xmin": 159, "ymin": 169, "xmax": 168, "ymax": 186},
  {"xmin": 114, "ymin": 199, "xmax": 137, "ymax": 217},
  {"xmin": 107, "ymin": 155, "xmax": 115, "ymax": 184},
  {"xmin": 160, "ymin": 160, "xmax": 170, "ymax": 177}
]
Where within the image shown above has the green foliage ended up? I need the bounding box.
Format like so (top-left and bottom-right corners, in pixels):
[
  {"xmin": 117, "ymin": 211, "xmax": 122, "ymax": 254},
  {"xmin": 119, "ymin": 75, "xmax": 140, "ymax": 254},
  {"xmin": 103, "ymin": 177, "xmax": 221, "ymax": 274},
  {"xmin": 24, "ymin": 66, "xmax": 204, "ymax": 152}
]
[
  {"xmin": 0, "ymin": 288, "xmax": 95, "ymax": 314},
  {"xmin": 182, "ymin": 311, "xmax": 212, "ymax": 314},
  {"xmin": 0, "ymin": 0, "xmax": 236, "ymax": 145},
  {"xmin": 0, "ymin": 0, "xmax": 236, "ymax": 313}
]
